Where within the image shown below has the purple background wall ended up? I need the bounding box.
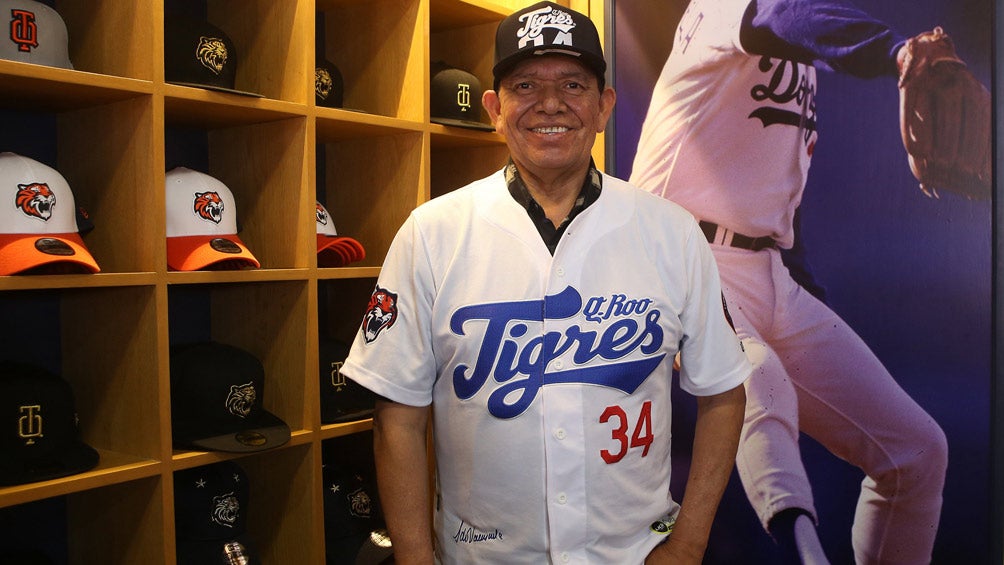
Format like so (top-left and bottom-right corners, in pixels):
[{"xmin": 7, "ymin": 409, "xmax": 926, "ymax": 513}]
[{"xmin": 610, "ymin": 1, "xmax": 993, "ymax": 562}]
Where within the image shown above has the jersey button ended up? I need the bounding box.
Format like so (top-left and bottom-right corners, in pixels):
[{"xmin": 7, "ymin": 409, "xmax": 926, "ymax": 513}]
[
  {"xmin": 554, "ymin": 428, "xmax": 566, "ymax": 440},
  {"xmin": 557, "ymin": 493, "xmax": 568, "ymax": 504},
  {"xmin": 560, "ymin": 552, "xmax": 571, "ymax": 563},
  {"xmin": 556, "ymin": 267, "xmax": 565, "ymax": 276}
]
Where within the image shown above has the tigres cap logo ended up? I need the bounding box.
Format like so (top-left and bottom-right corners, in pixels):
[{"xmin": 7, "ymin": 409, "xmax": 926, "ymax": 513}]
[
  {"xmin": 196, "ymin": 36, "xmax": 228, "ymax": 76},
  {"xmin": 15, "ymin": 182, "xmax": 55, "ymax": 221},
  {"xmin": 315, "ymin": 67, "xmax": 334, "ymax": 100},
  {"xmin": 193, "ymin": 191, "xmax": 224, "ymax": 224}
]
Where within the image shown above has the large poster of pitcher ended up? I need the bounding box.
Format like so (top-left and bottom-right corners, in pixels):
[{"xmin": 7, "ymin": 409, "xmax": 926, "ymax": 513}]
[{"xmin": 611, "ymin": 0, "xmax": 993, "ymax": 562}]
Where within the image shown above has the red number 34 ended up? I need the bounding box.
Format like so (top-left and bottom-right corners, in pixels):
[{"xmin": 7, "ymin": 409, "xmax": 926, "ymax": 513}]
[{"xmin": 599, "ymin": 401, "xmax": 654, "ymax": 464}]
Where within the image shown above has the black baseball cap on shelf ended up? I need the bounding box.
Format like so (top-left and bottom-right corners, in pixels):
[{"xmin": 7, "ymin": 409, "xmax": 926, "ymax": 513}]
[
  {"xmin": 492, "ymin": 1, "xmax": 606, "ymax": 90},
  {"xmin": 174, "ymin": 460, "xmax": 259, "ymax": 565},
  {"xmin": 319, "ymin": 337, "xmax": 376, "ymax": 424},
  {"xmin": 164, "ymin": 13, "xmax": 263, "ymax": 98},
  {"xmin": 170, "ymin": 342, "xmax": 291, "ymax": 453},
  {"xmin": 315, "ymin": 58, "xmax": 344, "ymax": 108},
  {"xmin": 0, "ymin": 361, "xmax": 99, "ymax": 486},
  {"xmin": 430, "ymin": 62, "xmax": 494, "ymax": 132},
  {"xmin": 322, "ymin": 462, "xmax": 394, "ymax": 565}
]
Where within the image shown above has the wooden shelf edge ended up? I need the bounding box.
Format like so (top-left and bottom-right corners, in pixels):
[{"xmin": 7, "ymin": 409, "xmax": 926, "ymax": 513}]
[{"xmin": 0, "ymin": 450, "xmax": 162, "ymax": 509}]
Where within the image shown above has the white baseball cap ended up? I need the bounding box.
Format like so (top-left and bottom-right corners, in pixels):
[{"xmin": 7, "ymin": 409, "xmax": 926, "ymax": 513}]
[
  {"xmin": 0, "ymin": 152, "xmax": 98, "ymax": 275},
  {"xmin": 165, "ymin": 167, "xmax": 260, "ymax": 271},
  {"xmin": 316, "ymin": 201, "xmax": 364, "ymax": 267},
  {"xmin": 0, "ymin": 0, "xmax": 73, "ymax": 69}
]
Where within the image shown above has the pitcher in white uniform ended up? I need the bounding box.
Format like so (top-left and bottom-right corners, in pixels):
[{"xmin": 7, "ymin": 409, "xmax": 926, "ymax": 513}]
[{"xmin": 630, "ymin": 0, "xmax": 948, "ymax": 563}]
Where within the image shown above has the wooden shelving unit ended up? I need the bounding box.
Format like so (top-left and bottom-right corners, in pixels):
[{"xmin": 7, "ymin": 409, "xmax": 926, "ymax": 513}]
[{"xmin": 0, "ymin": 0, "xmax": 603, "ymax": 562}]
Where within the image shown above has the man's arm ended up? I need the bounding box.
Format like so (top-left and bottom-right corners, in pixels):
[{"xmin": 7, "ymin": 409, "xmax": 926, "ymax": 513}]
[
  {"xmin": 371, "ymin": 398, "xmax": 435, "ymax": 564},
  {"xmin": 646, "ymin": 383, "xmax": 747, "ymax": 564}
]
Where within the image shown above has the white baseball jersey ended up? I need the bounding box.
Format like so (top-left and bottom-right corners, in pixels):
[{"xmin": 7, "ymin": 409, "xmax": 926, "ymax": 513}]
[
  {"xmin": 342, "ymin": 169, "xmax": 751, "ymax": 564},
  {"xmin": 629, "ymin": 0, "xmax": 817, "ymax": 249}
]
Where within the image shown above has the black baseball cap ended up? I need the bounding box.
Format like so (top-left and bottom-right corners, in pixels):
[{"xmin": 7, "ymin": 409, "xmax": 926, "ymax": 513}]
[
  {"xmin": 322, "ymin": 462, "xmax": 394, "ymax": 564},
  {"xmin": 492, "ymin": 1, "xmax": 606, "ymax": 90},
  {"xmin": 165, "ymin": 13, "xmax": 263, "ymax": 98},
  {"xmin": 430, "ymin": 62, "xmax": 494, "ymax": 132},
  {"xmin": 319, "ymin": 337, "xmax": 376, "ymax": 424},
  {"xmin": 174, "ymin": 460, "xmax": 259, "ymax": 564},
  {"xmin": 315, "ymin": 58, "xmax": 345, "ymax": 108},
  {"xmin": 0, "ymin": 361, "xmax": 99, "ymax": 486},
  {"xmin": 170, "ymin": 342, "xmax": 291, "ymax": 453}
]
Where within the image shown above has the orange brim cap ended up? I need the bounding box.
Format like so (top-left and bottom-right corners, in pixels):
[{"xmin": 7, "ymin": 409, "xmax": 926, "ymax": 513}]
[
  {"xmin": 167, "ymin": 235, "xmax": 260, "ymax": 271},
  {"xmin": 316, "ymin": 235, "xmax": 365, "ymax": 267},
  {"xmin": 0, "ymin": 232, "xmax": 99, "ymax": 276}
]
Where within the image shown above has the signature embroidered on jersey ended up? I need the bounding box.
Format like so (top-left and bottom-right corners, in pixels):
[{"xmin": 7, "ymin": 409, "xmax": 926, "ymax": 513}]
[
  {"xmin": 452, "ymin": 520, "xmax": 504, "ymax": 544},
  {"xmin": 450, "ymin": 286, "xmax": 666, "ymax": 419}
]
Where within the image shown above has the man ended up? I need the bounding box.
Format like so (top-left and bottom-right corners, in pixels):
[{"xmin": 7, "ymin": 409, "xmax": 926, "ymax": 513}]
[
  {"xmin": 341, "ymin": 3, "xmax": 750, "ymax": 563},
  {"xmin": 629, "ymin": 0, "xmax": 958, "ymax": 562}
]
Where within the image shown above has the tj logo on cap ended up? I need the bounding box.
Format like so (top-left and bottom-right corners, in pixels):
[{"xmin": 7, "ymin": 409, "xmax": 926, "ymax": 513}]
[
  {"xmin": 455, "ymin": 83, "xmax": 472, "ymax": 113},
  {"xmin": 9, "ymin": 9, "xmax": 39, "ymax": 53},
  {"xmin": 18, "ymin": 404, "xmax": 42, "ymax": 444},
  {"xmin": 515, "ymin": 5, "xmax": 576, "ymax": 49}
]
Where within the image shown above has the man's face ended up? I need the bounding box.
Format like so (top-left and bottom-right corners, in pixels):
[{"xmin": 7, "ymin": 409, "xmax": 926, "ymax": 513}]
[{"xmin": 484, "ymin": 55, "xmax": 615, "ymax": 180}]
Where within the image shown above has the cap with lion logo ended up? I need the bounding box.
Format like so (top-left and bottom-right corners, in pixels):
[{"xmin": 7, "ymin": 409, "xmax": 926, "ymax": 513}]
[
  {"xmin": 492, "ymin": 1, "xmax": 606, "ymax": 90},
  {"xmin": 315, "ymin": 57, "xmax": 344, "ymax": 108},
  {"xmin": 170, "ymin": 341, "xmax": 290, "ymax": 453},
  {"xmin": 0, "ymin": 361, "xmax": 99, "ymax": 486},
  {"xmin": 0, "ymin": 152, "xmax": 99, "ymax": 276},
  {"xmin": 316, "ymin": 201, "xmax": 365, "ymax": 268},
  {"xmin": 174, "ymin": 460, "xmax": 259, "ymax": 564},
  {"xmin": 0, "ymin": 0, "xmax": 73, "ymax": 69},
  {"xmin": 164, "ymin": 12, "xmax": 262, "ymax": 98},
  {"xmin": 165, "ymin": 167, "xmax": 260, "ymax": 271}
]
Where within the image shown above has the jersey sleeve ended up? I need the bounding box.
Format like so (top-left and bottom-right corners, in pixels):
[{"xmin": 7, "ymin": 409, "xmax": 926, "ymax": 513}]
[
  {"xmin": 676, "ymin": 220, "xmax": 752, "ymax": 396},
  {"xmin": 739, "ymin": 0, "xmax": 905, "ymax": 77},
  {"xmin": 340, "ymin": 213, "xmax": 439, "ymax": 407}
]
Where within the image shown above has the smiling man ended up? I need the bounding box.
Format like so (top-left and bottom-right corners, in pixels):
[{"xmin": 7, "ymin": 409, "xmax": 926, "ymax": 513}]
[{"xmin": 340, "ymin": 3, "xmax": 751, "ymax": 564}]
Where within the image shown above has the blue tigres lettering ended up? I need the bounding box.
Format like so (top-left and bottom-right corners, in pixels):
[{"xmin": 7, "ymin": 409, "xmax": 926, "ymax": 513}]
[{"xmin": 450, "ymin": 286, "xmax": 666, "ymax": 419}]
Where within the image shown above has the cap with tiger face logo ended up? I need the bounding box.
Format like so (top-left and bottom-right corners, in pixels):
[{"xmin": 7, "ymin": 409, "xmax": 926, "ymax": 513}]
[
  {"xmin": 165, "ymin": 167, "xmax": 260, "ymax": 271},
  {"xmin": 164, "ymin": 12, "xmax": 263, "ymax": 98},
  {"xmin": 316, "ymin": 201, "xmax": 365, "ymax": 268},
  {"xmin": 0, "ymin": 152, "xmax": 99, "ymax": 275},
  {"xmin": 174, "ymin": 460, "xmax": 260, "ymax": 563},
  {"xmin": 169, "ymin": 341, "xmax": 290, "ymax": 453}
]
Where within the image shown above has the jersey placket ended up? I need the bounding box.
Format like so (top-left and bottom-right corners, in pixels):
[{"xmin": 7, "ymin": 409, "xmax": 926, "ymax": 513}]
[{"xmin": 540, "ymin": 256, "xmax": 590, "ymax": 563}]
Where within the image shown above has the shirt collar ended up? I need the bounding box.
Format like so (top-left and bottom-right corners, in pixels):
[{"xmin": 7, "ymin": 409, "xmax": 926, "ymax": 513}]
[{"xmin": 505, "ymin": 159, "xmax": 602, "ymax": 221}]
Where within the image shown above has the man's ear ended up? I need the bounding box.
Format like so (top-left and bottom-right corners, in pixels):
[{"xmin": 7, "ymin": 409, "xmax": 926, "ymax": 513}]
[
  {"xmin": 483, "ymin": 89, "xmax": 501, "ymax": 126},
  {"xmin": 596, "ymin": 86, "xmax": 617, "ymax": 133}
]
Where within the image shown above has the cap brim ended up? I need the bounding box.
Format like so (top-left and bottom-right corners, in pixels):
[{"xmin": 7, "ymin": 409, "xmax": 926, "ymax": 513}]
[
  {"xmin": 0, "ymin": 440, "xmax": 99, "ymax": 486},
  {"xmin": 321, "ymin": 406, "xmax": 374, "ymax": 424},
  {"xmin": 317, "ymin": 235, "xmax": 365, "ymax": 267},
  {"xmin": 173, "ymin": 409, "xmax": 291, "ymax": 453},
  {"xmin": 167, "ymin": 235, "xmax": 260, "ymax": 271},
  {"xmin": 493, "ymin": 49, "xmax": 606, "ymax": 88},
  {"xmin": 0, "ymin": 232, "xmax": 100, "ymax": 276},
  {"xmin": 177, "ymin": 533, "xmax": 257, "ymax": 565},
  {"xmin": 431, "ymin": 117, "xmax": 495, "ymax": 132},
  {"xmin": 167, "ymin": 81, "xmax": 265, "ymax": 98}
]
